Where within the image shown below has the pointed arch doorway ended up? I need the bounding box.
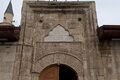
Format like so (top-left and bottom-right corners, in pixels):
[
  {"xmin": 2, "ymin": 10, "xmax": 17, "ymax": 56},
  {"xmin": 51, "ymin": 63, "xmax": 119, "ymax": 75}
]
[{"xmin": 39, "ymin": 64, "xmax": 78, "ymax": 80}]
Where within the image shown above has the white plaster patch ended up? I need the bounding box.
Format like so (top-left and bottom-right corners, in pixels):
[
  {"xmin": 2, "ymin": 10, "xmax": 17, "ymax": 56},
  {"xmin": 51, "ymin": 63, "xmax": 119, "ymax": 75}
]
[{"xmin": 44, "ymin": 25, "xmax": 74, "ymax": 42}]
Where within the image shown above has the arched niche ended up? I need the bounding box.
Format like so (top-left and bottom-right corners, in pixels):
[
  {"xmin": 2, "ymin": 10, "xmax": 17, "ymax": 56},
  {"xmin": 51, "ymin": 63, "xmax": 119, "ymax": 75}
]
[
  {"xmin": 44, "ymin": 25, "xmax": 74, "ymax": 42},
  {"xmin": 32, "ymin": 53, "xmax": 83, "ymax": 80}
]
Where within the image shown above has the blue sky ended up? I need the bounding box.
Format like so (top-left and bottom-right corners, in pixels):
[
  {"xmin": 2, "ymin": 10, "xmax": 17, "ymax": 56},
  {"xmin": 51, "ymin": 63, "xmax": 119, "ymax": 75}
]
[{"xmin": 0, "ymin": 0, "xmax": 120, "ymax": 26}]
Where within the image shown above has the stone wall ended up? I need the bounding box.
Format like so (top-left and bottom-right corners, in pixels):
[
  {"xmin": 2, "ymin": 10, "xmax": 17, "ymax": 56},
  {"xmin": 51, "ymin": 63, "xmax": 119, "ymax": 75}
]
[
  {"xmin": 1, "ymin": 1, "xmax": 120, "ymax": 80},
  {"xmin": 16, "ymin": 1, "xmax": 99, "ymax": 80},
  {"xmin": 0, "ymin": 43, "xmax": 17, "ymax": 80},
  {"xmin": 97, "ymin": 40, "xmax": 120, "ymax": 80}
]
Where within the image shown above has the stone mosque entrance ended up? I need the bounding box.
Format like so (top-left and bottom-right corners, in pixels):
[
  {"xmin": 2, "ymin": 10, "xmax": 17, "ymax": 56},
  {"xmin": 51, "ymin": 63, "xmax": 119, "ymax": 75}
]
[{"xmin": 39, "ymin": 64, "xmax": 78, "ymax": 80}]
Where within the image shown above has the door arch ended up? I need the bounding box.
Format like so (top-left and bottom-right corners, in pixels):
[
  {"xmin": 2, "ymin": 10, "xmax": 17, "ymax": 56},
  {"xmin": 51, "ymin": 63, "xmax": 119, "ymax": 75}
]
[{"xmin": 39, "ymin": 64, "xmax": 78, "ymax": 80}]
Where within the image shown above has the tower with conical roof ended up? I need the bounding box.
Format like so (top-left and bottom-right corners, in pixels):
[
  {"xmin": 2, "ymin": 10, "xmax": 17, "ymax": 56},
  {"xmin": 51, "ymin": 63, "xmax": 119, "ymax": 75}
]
[{"xmin": 3, "ymin": 0, "xmax": 14, "ymax": 24}]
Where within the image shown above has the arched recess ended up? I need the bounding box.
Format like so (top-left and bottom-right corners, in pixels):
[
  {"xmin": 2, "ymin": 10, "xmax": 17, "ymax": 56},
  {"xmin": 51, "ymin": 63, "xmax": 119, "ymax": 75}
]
[
  {"xmin": 32, "ymin": 53, "xmax": 83, "ymax": 80},
  {"xmin": 39, "ymin": 64, "xmax": 78, "ymax": 80},
  {"xmin": 44, "ymin": 24, "xmax": 74, "ymax": 42}
]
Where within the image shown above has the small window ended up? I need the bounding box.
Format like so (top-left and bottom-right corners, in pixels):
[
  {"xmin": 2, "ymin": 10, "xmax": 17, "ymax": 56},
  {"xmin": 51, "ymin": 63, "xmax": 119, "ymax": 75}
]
[{"xmin": 4, "ymin": 17, "xmax": 6, "ymax": 20}]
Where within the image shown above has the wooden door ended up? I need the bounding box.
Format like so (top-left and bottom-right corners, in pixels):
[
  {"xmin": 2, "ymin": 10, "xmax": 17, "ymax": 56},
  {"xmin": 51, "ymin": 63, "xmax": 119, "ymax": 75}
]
[
  {"xmin": 39, "ymin": 64, "xmax": 77, "ymax": 80},
  {"xmin": 39, "ymin": 65, "xmax": 59, "ymax": 80}
]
